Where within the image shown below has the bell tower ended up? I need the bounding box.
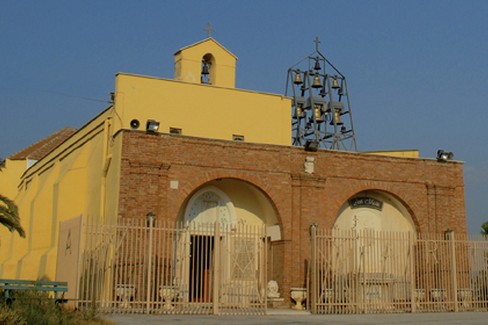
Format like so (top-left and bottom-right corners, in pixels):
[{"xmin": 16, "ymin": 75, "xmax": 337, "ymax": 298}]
[
  {"xmin": 286, "ymin": 37, "xmax": 357, "ymax": 151},
  {"xmin": 174, "ymin": 38, "xmax": 237, "ymax": 88}
]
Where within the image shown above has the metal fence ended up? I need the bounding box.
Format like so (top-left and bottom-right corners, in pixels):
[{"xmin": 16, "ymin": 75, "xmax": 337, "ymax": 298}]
[
  {"xmin": 310, "ymin": 227, "xmax": 488, "ymax": 314},
  {"xmin": 78, "ymin": 219, "xmax": 267, "ymax": 315}
]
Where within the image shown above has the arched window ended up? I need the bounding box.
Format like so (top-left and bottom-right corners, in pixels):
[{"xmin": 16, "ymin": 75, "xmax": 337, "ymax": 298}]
[{"xmin": 201, "ymin": 53, "xmax": 215, "ymax": 84}]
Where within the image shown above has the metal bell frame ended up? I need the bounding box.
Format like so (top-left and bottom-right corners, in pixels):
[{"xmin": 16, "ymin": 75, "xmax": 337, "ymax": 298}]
[{"xmin": 285, "ymin": 38, "xmax": 358, "ymax": 151}]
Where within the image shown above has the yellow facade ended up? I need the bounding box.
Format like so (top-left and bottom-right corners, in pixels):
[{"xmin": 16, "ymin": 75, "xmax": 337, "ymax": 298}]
[
  {"xmin": 0, "ymin": 158, "xmax": 28, "ymax": 199},
  {"xmin": 0, "ymin": 110, "xmax": 120, "ymax": 279},
  {"xmin": 0, "ymin": 38, "xmax": 292, "ymax": 280},
  {"xmin": 365, "ymin": 149, "xmax": 420, "ymax": 158},
  {"xmin": 114, "ymin": 74, "xmax": 291, "ymax": 145}
]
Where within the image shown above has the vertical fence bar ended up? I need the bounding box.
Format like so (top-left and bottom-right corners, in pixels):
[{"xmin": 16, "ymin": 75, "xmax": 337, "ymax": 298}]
[
  {"xmin": 310, "ymin": 224, "xmax": 318, "ymax": 314},
  {"xmin": 146, "ymin": 215, "xmax": 154, "ymax": 314},
  {"xmin": 410, "ymin": 232, "xmax": 416, "ymax": 313},
  {"xmin": 213, "ymin": 222, "xmax": 220, "ymax": 315},
  {"xmin": 448, "ymin": 231, "xmax": 459, "ymax": 312}
]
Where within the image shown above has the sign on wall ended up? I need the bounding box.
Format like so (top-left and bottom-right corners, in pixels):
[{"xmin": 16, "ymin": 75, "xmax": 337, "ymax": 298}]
[
  {"xmin": 55, "ymin": 215, "xmax": 82, "ymax": 302},
  {"xmin": 349, "ymin": 197, "xmax": 384, "ymax": 211}
]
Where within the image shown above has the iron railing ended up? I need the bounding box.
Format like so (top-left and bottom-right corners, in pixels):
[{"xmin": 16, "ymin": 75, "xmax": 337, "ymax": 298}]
[
  {"xmin": 310, "ymin": 227, "xmax": 488, "ymax": 314},
  {"xmin": 78, "ymin": 219, "xmax": 267, "ymax": 315}
]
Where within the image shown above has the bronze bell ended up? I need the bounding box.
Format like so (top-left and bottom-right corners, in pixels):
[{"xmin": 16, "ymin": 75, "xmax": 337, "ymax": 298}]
[
  {"xmin": 201, "ymin": 63, "xmax": 210, "ymax": 75},
  {"xmin": 331, "ymin": 76, "xmax": 340, "ymax": 89},
  {"xmin": 294, "ymin": 71, "xmax": 303, "ymax": 84},
  {"xmin": 314, "ymin": 58, "xmax": 321, "ymax": 71},
  {"xmin": 314, "ymin": 105, "xmax": 323, "ymax": 122},
  {"xmin": 330, "ymin": 110, "xmax": 343, "ymax": 125},
  {"xmin": 296, "ymin": 105, "xmax": 303, "ymax": 118},
  {"xmin": 312, "ymin": 75, "xmax": 322, "ymax": 88}
]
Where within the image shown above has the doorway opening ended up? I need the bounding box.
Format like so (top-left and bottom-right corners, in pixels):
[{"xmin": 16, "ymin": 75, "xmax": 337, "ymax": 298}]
[{"xmin": 189, "ymin": 235, "xmax": 215, "ymax": 302}]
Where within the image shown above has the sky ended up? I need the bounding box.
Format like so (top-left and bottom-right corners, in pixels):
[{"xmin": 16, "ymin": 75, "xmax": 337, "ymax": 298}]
[{"xmin": 1, "ymin": 0, "xmax": 487, "ymax": 234}]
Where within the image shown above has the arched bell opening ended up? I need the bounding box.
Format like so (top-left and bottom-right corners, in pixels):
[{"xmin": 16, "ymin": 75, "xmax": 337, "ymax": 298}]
[{"xmin": 201, "ymin": 53, "xmax": 215, "ymax": 85}]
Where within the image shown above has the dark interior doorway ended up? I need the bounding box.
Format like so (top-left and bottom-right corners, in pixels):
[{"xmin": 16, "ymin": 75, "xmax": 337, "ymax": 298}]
[{"xmin": 189, "ymin": 235, "xmax": 215, "ymax": 302}]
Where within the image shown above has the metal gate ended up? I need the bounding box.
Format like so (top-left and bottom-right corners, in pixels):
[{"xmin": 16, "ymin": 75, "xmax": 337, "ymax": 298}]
[
  {"xmin": 78, "ymin": 219, "xmax": 267, "ymax": 315},
  {"xmin": 310, "ymin": 226, "xmax": 488, "ymax": 314}
]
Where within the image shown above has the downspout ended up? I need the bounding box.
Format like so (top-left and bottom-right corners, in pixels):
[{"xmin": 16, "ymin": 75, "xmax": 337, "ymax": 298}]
[{"xmin": 100, "ymin": 117, "xmax": 112, "ymax": 225}]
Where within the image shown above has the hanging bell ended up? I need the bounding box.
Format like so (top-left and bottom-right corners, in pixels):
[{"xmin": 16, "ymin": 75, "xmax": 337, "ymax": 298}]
[
  {"xmin": 331, "ymin": 76, "xmax": 340, "ymax": 89},
  {"xmin": 296, "ymin": 105, "xmax": 303, "ymax": 118},
  {"xmin": 314, "ymin": 105, "xmax": 323, "ymax": 122},
  {"xmin": 312, "ymin": 75, "xmax": 322, "ymax": 88},
  {"xmin": 338, "ymin": 86, "xmax": 344, "ymax": 96},
  {"xmin": 293, "ymin": 71, "xmax": 303, "ymax": 84},
  {"xmin": 330, "ymin": 110, "xmax": 343, "ymax": 125},
  {"xmin": 201, "ymin": 63, "xmax": 210, "ymax": 75},
  {"xmin": 319, "ymin": 87, "xmax": 327, "ymax": 97},
  {"xmin": 314, "ymin": 58, "xmax": 321, "ymax": 71}
]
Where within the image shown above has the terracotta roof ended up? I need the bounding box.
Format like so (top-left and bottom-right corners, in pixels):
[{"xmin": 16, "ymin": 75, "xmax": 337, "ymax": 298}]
[{"xmin": 9, "ymin": 127, "xmax": 77, "ymax": 160}]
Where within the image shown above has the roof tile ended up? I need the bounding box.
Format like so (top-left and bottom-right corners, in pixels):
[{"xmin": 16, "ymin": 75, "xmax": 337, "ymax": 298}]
[{"xmin": 9, "ymin": 127, "xmax": 77, "ymax": 160}]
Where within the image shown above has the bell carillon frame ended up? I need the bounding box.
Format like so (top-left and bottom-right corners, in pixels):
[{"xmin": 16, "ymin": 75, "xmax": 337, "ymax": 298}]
[{"xmin": 286, "ymin": 37, "xmax": 357, "ymax": 152}]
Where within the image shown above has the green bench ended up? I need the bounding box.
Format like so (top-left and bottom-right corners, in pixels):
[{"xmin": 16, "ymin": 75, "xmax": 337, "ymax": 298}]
[{"xmin": 0, "ymin": 279, "xmax": 68, "ymax": 306}]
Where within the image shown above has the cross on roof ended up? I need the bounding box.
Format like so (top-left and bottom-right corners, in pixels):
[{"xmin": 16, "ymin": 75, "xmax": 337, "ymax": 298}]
[
  {"xmin": 204, "ymin": 23, "xmax": 215, "ymax": 38},
  {"xmin": 314, "ymin": 36, "xmax": 320, "ymax": 51}
]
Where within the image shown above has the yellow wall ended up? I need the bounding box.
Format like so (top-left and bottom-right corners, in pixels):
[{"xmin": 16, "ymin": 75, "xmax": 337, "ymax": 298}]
[
  {"xmin": 365, "ymin": 150, "xmax": 419, "ymax": 158},
  {"xmin": 0, "ymin": 159, "xmax": 28, "ymax": 199},
  {"xmin": 114, "ymin": 74, "xmax": 291, "ymax": 146},
  {"xmin": 0, "ymin": 109, "xmax": 122, "ymax": 280}
]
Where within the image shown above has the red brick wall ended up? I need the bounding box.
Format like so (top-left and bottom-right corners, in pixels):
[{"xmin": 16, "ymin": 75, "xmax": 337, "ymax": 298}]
[{"xmin": 117, "ymin": 131, "xmax": 466, "ymax": 295}]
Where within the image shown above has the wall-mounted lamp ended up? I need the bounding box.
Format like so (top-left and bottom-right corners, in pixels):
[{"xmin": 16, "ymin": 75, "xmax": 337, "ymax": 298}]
[
  {"xmin": 304, "ymin": 140, "xmax": 319, "ymax": 152},
  {"xmin": 436, "ymin": 149, "xmax": 454, "ymax": 162},
  {"xmin": 146, "ymin": 119, "xmax": 160, "ymax": 134},
  {"xmin": 309, "ymin": 223, "xmax": 318, "ymax": 236},
  {"xmin": 444, "ymin": 228, "xmax": 453, "ymax": 240},
  {"xmin": 146, "ymin": 211, "xmax": 156, "ymax": 227}
]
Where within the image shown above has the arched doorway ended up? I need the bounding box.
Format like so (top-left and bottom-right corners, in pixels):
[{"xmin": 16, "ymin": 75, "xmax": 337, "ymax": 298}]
[
  {"xmin": 176, "ymin": 179, "xmax": 280, "ymax": 304},
  {"xmin": 327, "ymin": 191, "xmax": 416, "ymax": 311}
]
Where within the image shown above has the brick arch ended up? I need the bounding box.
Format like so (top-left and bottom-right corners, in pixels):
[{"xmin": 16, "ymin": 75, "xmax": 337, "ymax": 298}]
[
  {"xmin": 175, "ymin": 171, "xmax": 284, "ymax": 229},
  {"xmin": 332, "ymin": 187, "xmax": 421, "ymax": 232}
]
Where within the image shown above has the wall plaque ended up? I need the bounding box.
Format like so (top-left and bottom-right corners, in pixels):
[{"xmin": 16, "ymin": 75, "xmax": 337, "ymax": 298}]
[{"xmin": 349, "ymin": 197, "xmax": 383, "ymax": 210}]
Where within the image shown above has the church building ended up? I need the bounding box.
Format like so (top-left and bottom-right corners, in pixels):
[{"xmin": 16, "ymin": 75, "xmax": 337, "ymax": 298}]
[{"xmin": 0, "ymin": 37, "xmax": 467, "ymax": 313}]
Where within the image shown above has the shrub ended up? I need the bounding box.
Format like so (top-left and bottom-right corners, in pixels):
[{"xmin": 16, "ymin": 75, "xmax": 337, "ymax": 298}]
[{"xmin": 0, "ymin": 290, "xmax": 113, "ymax": 325}]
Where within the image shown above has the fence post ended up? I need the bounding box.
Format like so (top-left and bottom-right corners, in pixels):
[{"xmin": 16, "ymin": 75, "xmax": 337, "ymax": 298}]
[
  {"xmin": 447, "ymin": 230, "xmax": 458, "ymax": 312},
  {"xmin": 310, "ymin": 223, "xmax": 318, "ymax": 314},
  {"xmin": 146, "ymin": 213, "xmax": 155, "ymax": 314},
  {"xmin": 409, "ymin": 232, "xmax": 417, "ymax": 313},
  {"xmin": 213, "ymin": 222, "xmax": 221, "ymax": 315}
]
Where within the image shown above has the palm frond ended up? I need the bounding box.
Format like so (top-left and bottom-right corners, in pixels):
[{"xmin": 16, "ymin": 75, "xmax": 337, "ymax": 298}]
[{"xmin": 0, "ymin": 194, "xmax": 26, "ymax": 237}]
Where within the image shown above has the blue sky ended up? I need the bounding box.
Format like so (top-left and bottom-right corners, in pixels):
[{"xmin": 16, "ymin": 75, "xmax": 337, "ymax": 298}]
[{"xmin": 1, "ymin": 1, "xmax": 487, "ymax": 233}]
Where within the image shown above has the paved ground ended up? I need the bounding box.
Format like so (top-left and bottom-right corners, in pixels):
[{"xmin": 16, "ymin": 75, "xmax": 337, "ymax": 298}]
[{"xmin": 105, "ymin": 310, "xmax": 488, "ymax": 325}]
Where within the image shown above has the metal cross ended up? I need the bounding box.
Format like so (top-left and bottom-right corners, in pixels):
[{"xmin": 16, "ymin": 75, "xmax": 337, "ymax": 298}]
[
  {"xmin": 314, "ymin": 36, "xmax": 321, "ymax": 51},
  {"xmin": 204, "ymin": 23, "xmax": 215, "ymax": 38}
]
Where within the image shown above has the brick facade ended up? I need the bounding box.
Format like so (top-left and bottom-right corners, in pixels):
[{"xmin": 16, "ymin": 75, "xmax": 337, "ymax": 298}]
[{"xmin": 117, "ymin": 131, "xmax": 466, "ymax": 299}]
